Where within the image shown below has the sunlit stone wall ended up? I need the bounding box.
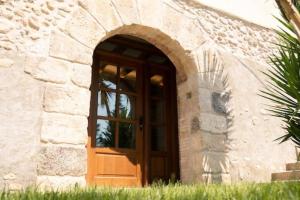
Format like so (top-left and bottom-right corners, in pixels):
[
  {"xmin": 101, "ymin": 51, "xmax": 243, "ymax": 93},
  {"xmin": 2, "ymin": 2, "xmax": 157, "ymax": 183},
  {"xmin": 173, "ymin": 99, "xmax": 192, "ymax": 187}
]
[{"xmin": 0, "ymin": 0, "xmax": 295, "ymax": 189}]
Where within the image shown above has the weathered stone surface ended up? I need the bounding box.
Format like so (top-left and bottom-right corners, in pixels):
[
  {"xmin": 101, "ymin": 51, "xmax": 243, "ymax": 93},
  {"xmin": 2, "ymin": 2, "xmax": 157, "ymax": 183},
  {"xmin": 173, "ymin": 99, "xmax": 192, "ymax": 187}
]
[
  {"xmin": 202, "ymin": 173, "xmax": 231, "ymax": 184},
  {"xmin": 199, "ymin": 113, "xmax": 228, "ymax": 134},
  {"xmin": 138, "ymin": 0, "xmax": 164, "ymax": 28},
  {"xmin": 37, "ymin": 175, "xmax": 86, "ymax": 190},
  {"xmin": 113, "ymin": 0, "xmax": 139, "ymax": 25},
  {"xmin": 0, "ymin": 18, "xmax": 14, "ymax": 33},
  {"xmin": 202, "ymin": 151, "xmax": 229, "ymax": 173},
  {"xmin": 0, "ymin": 58, "xmax": 14, "ymax": 68},
  {"xmin": 78, "ymin": 0, "xmax": 122, "ymax": 31},
  {"xmin": 44, "ymin": 84, "xmax": 90, "ymax": 116},
  {"xmin": 37, "ymin": 145, "xmax": 86, "ymax": 176},
  {"xmin": 30, "ymin": 57, "xmax": 70, "ymax": 84},
  {"xmin": 201, "ymin": 132, "xmax": 228, "ymax": 152},
  {"xmin": 49, "ymin": 31, "xmax": 93, "ymax": 65},
  {"xmin": 71, "ymin": 63, "xmax": 91, "ymax": 88},
  {"xmin": 41, "ymin": 112, "xmax": 88, "ymax": 145},
  {"xmin": 211, "ymin": 92, "xmax": 229, "ymax": 115},
  {"xmin": 0, "ymin": 54, "xmax": 43, "ymax": 188},
  {"xmin": 65, "ymin": 8, "xmax": 105, "ymax": 48}
]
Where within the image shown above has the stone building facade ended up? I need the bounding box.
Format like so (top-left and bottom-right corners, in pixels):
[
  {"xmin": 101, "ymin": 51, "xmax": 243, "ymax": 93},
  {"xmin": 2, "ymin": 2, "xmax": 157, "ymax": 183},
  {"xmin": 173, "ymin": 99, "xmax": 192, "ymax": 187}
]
[{"xmin": 0, "ymin": 0, "xmax": 296, "ymax": 189}]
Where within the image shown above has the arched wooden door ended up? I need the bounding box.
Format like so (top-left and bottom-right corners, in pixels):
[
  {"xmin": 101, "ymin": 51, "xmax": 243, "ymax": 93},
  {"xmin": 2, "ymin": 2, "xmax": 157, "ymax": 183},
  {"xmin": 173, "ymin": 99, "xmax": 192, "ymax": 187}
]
[{"xmin": 87, "ymin": 35, "xmax": 179, "ymax": 186}]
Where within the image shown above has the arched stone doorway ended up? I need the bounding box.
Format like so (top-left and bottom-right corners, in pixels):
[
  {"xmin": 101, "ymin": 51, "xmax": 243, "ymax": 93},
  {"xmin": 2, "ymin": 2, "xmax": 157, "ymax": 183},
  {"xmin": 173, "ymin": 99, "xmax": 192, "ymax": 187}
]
[{"xmin": 87, "ymin": 35, "xmax": 180, "ymax": 186}]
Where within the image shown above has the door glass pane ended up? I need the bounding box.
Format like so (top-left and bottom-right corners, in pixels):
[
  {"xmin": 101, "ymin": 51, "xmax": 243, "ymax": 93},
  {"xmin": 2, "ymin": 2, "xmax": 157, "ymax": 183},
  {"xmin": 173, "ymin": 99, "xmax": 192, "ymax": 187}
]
[
  {"xmin": 151, "ymin": 126, "xmax": 165, "ymax": 151},
  {"xmin": 119, "ymin": 94, "xmax": 135, "ymax": 119},
  {"xmin": 150, "ymin": 99, "xmax": 164, "ymax": 123},
  {"xmin": 150, "ymin": 74, "xmax": 164, "ymax": 97},
  {"xmin": 119, "ymin": 122, "xmax": 136, "ymax": 149},
  {"xmin": 96, "ymin": 119, "xmax": 115, "ymax": 147},
  {"xmin": 97, "ymin": 91, "xmax": 116, "ymax": 117},
  {"xmin": 119, "ymin": 66, "xmax": 136, "ymax": 92},
  {"xmin": 99, "ymin": 63, "xmax": 117, "ymax": 89}
]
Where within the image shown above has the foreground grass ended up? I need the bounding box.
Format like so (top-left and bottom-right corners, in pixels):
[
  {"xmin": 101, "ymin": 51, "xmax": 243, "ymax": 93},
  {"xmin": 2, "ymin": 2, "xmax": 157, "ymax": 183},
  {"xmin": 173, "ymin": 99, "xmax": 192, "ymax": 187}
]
[{"xmin": 1, "ymin": 182, "xmax": 300, "ymax": 200}]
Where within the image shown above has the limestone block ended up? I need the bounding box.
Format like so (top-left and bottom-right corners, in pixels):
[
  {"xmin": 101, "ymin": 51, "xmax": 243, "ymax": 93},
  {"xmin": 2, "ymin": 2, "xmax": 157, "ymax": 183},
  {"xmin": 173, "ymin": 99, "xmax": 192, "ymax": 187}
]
[
  {"xmin": 162, "ymin": 5, "xmax": 206, "ymax": 51},
  {"xmin": 78, "ymin": 0, "xmax": 122, "ymax": 31},
  {"xmin": 0, "ymin": 18, "xmax": 14, "ymax": 33},
  {"xmin": 65, "ymin": 8, "xmax": 105, "ymax": 48},
  {"xmin": 37, "ymin": 175, "xmax": 86, "ymax": 190},
  {"xmin": 202, "ymin": 173, "xmax": 231, "ymax": 184},
  {"xmin": 198, "ymin": 88, "xmax": 213, "ymax": 113},
  {"xmin": 71, "ymin": 63, "xmax": 91, "ymax": 89},
  {"xmin": 49, "ymin": 31, "xmax": 93, "ymax": 65},
  {"xmin": 30, "ymin": 57, "xmax": 70, "ymax": 84},
  {"xmin": 41, "ymin": 112, "xmax": 88, "ymax": 145},
  {"xmin": 44, "ymin": 84, "xmax": 90, "ymax": 116},
  {"xmin": 37, "ymin": 145, "xmax": 86, "ymax": 176},
  {"xmin": 138, "ymin": 0, "xmax": 164, "ymax": 28},
  {"xmin": 112, "ymin": 0, "xmax": 139, "ymax": 25},
  {"xmin": 201, "ymin": 132, "xmax": 228, "ymax": 152},
  {"xmin": 199, "ymin": 113, "xmax": 228, "ymax": 134},
  {"xmin": 202, "ymin": 151, "xmax": 229, "ymax": 173},
  {"xmin": 0, "ymin": 58, "xmax": 14, "ymax": 68},
  {"xmin": 0, "ymin": 55, "xmax": 43, "ymax": 188},
  {"xmin": 211, "ymin": 92, "xmax": 229, "ymax": 115}
]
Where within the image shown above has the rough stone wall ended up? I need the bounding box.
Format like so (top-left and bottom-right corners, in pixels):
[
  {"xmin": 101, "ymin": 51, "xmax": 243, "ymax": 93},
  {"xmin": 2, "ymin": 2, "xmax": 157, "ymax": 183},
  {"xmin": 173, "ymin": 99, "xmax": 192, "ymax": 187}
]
[{"xmin": 0, "ymin": 0, "xmax": 296, "ymax": 188}]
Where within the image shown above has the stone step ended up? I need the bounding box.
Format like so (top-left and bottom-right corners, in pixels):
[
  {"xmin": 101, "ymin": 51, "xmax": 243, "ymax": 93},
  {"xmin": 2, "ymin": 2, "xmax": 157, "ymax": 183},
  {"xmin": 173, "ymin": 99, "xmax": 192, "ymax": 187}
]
[
  {"xmin": 272, "ymin": 171, "xmax": 300, "ymax": 181},
  {"xmin": 286, "ymin": 162, "xmax": 300, "ymax": 171}
]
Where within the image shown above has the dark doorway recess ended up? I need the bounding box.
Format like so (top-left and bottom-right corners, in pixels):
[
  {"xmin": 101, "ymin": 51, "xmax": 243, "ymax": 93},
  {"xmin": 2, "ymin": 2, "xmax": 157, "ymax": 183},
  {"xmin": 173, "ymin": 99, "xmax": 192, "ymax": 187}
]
[{"xmin": 87, "ymin": 35, "xmax": 180, "ymax": 186}]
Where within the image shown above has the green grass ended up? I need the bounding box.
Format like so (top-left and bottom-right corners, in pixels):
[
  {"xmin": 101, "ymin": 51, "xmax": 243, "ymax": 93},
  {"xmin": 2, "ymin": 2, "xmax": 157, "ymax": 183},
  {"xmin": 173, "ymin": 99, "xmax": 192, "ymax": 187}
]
[{"xmin": 1, "ymin": 182, "xmax": 300, "ymax": 200}]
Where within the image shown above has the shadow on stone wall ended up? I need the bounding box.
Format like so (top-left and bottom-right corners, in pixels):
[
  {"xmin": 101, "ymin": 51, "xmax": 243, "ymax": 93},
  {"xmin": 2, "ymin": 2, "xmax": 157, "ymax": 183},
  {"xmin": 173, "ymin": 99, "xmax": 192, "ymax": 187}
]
[{"xmin": 198, "ymin": 49, "xmax": 234, "ymax": 183}]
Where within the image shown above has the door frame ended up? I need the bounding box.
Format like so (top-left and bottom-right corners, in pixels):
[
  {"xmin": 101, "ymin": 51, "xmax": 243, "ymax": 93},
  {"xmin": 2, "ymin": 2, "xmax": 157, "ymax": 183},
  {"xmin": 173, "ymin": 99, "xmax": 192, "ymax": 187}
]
[{"xmin": 87, "ymin": 50, "xmax": 180, "ymax": 186}]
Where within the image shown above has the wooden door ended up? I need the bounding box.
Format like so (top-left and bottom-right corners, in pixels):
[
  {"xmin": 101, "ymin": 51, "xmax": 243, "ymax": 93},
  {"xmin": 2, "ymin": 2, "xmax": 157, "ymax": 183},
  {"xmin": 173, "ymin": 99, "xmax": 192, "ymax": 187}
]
[
  {"xmin": 87, "ymin": 55, "xmax": 143, "ymax": 186},
  {"xmin": 87, "ymin": 51, "xmax": 179, "ymax": 187},
  {"xmin": 145, "ymin": 64, "xmax": 179, "ymax": 183}
]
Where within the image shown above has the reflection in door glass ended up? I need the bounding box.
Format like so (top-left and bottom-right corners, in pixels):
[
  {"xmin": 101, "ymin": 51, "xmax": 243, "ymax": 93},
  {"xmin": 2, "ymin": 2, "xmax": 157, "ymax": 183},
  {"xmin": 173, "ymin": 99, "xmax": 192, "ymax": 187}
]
[
  {"xmin": 96, "ymin": 119, "xmax": 115, "ymax": 147},
  {"xmin": 119, "ymin": 94, "xmax": 135, "ymax": 119},
  {"xmin": 119, "ymin": 122, "xmax": 136, "ymax": 149},
  {"xmin": 97, "ymin": 91, "xmax": 116, "ymax": 117},
  {"xmin": 150, "ymin": 74, "xmax": 164, "ymax": 97},
  {"xmin": 99, "ymin": 63, "xmax": 117, "ymax": 89},
  {"xmin": 119, "ymin": 66, "xmax": 136, "ymax": 92},
  {"xmin": 151, "ymin": 126, "xmax": 165, "ymax": 151}
]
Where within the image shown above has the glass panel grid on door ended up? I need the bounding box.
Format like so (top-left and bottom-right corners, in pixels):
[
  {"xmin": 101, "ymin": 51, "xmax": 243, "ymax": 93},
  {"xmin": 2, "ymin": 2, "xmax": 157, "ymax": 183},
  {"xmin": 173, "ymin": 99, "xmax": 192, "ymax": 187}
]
[{"xmin": 96, "ymin": 61, "xmax": 138, "ymax": 149}]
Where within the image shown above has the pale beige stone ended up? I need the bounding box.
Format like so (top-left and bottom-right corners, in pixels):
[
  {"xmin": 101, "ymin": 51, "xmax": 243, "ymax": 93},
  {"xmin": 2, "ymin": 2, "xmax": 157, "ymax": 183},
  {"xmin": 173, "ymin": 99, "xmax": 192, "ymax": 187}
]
[
  {"xmin": 202, "ymin": 151, "xmax": 229, "ymax": 173},
  {"xmin": 201, "ymin": 132, "xmax": 228, "ymax": 152},
  {"xmin": 0, "ymin": 18, "xmax": 14, "ymax": 33},
  {"xmin": 138, "ymin": 0, "xmax": 164, "ymax": 28},
  {"xmin": 44, "ymin": 84, "xmax": 90, "ymax": 116},
  {"xmin": 49, "ymin": 31, "xmax": 93, "ymax": 65},
  {"xmin": 112, "ymin": 0, "xmax": 139, "ymax": 25},
  {"xmin": 65, "ymin": 8, "xmax": 105, "ymax": 48},
  {"xmin": 37, "ymin": 176, "xmax": 86, "ymax": 190},
  {"xmin": 41, "ymin": 112, "xmax": 88, "ymax": 145},
  {"xmin": 0, "ymin": 58, "xmax": 14, "ymax": 68},
  {"xmin": 199, "ymin": 113, "xmax": 228, "ymax": 134},
  {"xmin": 78, "ymin": 0, "xmax": 122, "ymax": 31},
  {"xmin": 37, "ymin": 145, "xmax": 86, "ymax": 176},
  {"xmin": 71, "ymin": 63, "xmax": 91, "ymax": 88},
  {"xmin": 3, "ymin": 173, "xmax": 16, "ymax": 180},
  {"xmin": 30, "ymin": 57, "xmax": 70, "ymax": 84},
  {"xmin": 0, "ymin": 55, "xmax": 43, "ymax": 188}
]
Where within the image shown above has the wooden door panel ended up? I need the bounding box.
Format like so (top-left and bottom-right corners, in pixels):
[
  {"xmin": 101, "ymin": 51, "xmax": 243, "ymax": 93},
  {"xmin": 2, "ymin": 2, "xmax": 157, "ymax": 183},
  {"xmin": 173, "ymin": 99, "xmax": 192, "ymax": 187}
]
[
  {"xmin": 95, "ymin": 153, "xmax": 137, "ymax": 176},
  {"xmin": 151, "ymin": 156, "xmax": 167, "ymax": 179},
  {"xmin": 94, "ymin": 176, "xmax": 140, "ymax": 186}
]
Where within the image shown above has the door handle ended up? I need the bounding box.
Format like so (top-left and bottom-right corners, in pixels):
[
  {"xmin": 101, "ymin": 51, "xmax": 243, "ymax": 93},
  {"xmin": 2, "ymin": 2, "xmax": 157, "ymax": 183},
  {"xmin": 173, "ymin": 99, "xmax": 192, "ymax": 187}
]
[{"xmin": 139, "ymin": 116, "xmax": 144, "ymax": 130}]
